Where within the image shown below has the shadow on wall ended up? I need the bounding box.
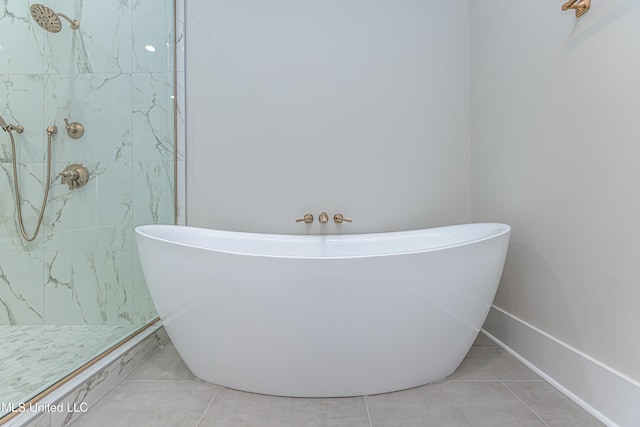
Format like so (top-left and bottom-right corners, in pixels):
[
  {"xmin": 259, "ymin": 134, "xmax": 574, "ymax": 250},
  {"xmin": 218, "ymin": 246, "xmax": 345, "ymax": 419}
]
[
  {"xmin": 564, "ymin": 0, "xmax": 639, "ymax": 52},
  {"xmin": 492, "ymin": 241, "xmax": 580, "ymax": 344}
]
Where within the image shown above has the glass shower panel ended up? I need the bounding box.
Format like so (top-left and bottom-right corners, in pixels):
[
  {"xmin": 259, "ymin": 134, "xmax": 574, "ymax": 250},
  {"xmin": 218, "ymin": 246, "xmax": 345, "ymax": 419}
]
[{"xmin": 0, "ymin": 0, "xmax": 175, "ymax": 418}]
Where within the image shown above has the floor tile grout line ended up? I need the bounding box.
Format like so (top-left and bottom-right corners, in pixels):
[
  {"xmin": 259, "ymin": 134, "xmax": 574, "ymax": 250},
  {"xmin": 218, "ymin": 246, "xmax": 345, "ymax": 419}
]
[
  {"xmin": 446, "ymin": 379, "xmax": 545, "ymax": 383},
  {"xmin": 501, "ymin": 381, "xmax": 551, "ymax": 427},
  {"xmin": 194, "ymin": 387, "xmax": 220, "ymax": 427},
  {"xmin": 363, "ymin": 395, "xmax": 373, "ymax": 427},
  {"xmin": 123, "ymin": 379, "xmax": 205, "ymax": 383}
]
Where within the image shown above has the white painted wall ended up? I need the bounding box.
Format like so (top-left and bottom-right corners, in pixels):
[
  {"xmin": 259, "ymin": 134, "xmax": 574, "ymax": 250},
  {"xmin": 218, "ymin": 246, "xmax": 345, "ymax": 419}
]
[
  {"xmin": 186, "ymin": 0, "xmax": 471, "ymax": 234},
  {"xmin": 184, "ymin": 0, "xmax": 640, "ymax": 423},
  {"xmin": 471, "ymin": 1, "xmax": 640, "ymax": 425}
]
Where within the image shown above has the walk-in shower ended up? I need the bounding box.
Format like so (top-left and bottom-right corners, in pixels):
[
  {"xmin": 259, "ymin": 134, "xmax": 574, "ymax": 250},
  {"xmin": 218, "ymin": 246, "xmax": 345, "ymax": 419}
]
[{"xmin": 0, "ymin": 0, "xmax": 177, "ymax": 422}]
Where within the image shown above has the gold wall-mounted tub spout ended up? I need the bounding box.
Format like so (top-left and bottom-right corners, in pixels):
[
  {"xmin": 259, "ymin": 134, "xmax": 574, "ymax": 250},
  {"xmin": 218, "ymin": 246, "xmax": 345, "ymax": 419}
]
[
  {"xmin": 334, "ymin": 214, "xmax": 352, "ymax": 224},
  {"xmin": 562, "ymin": 0, "xmax": 590, "ymax": 18},
  {"xmin": 295, "ymin": 214, "xmax": 313, "ymax": 224},
  {"xmin": 319, "ymin": 212, "xmax": 329, "ymax": 224}
]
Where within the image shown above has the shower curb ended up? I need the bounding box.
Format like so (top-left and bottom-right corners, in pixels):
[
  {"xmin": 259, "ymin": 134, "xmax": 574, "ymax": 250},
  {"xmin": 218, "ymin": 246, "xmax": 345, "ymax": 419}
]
[{"xmin": 1, "ymin": 322, "xmax": 168, "ymax": 427}]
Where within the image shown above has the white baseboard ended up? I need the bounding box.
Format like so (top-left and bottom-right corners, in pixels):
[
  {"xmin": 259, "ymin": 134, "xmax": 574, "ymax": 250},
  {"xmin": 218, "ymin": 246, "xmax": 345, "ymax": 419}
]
[{"xmin": 482, "ymin": 306, "xmax": 640, "ymax": 427}]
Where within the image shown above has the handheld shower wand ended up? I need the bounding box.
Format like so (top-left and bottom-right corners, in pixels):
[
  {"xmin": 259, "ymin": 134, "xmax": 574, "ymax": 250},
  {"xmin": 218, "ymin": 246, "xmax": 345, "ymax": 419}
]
[{"xmin": 1, "ymin": 118, "xmax": 53, "ymax": 241}]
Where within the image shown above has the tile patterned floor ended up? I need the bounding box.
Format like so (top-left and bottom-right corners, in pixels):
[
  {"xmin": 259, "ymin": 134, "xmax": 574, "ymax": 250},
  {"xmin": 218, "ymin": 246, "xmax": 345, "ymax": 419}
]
[
  {"xmin": 0, "ymin": 324, "xmax": 137, "ymax": 417},
  {"xmin": 70, "ymin": 333, "xmax": 604, "ymax": 427}
]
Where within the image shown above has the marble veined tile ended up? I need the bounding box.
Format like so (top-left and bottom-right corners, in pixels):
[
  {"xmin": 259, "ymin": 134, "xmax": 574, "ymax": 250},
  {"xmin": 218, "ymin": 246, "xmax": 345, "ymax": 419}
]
[
  {"xmin": 133, "ymin": 161, "xmax": 174, "ymax": 228},
  {"xmin": 43, "ymin": 251, "xmax": 133, "ymax": 325},
  {"xmin": 176, "ymin": 70, "xmax": 186, "ymax": 223},
  {"xmin": 0, "ymin": 162, "xmax": 46, "ymax": 252},
  {"xmin": 0, "ymin": 252, "xmax": 44, "ymax": 325},
  {"xmin": 0, "ymin": 74, "xmax": 45, "ymax": 164},
  {"xmin": 44, "ymin": 0, "xmax": 132, "ymax": 74},
  {"xmin": 45, "ymin": 162, "xmax": 133, "ymax": 252},
  {"xmin": 132, "ymin": 0, "xmax": 175, "ymax": 73},
  {"xmin": 0, "ymin": 4, "xmax": 44, "ymax": 74},
  {"xmin": 132, "ymin": 72, "xmax": 175, "ymax": 162},
  {"xmin": 43, "ymin": 73, "xmax": 132, "ymax": 163},
  {"xmin": 0, "ymin": 324, "xmax": 136, "ymax": 417},
  {"xmin": 131, "ymin": 253, "xmax": 157, "ymax": 324},
  {"xmin": 176, "ymin": 0, "xmax": 185, "ymax": 73}
]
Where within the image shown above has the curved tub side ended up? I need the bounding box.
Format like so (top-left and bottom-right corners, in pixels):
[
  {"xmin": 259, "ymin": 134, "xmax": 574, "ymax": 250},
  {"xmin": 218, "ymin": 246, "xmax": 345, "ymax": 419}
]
[{"xmin": 135, "ymin": 225, "xmax": 510, "ymax": 397}]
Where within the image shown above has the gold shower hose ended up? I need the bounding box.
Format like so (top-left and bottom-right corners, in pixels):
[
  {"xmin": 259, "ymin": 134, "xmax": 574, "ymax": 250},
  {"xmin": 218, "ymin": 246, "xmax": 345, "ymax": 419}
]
[{"xmin": 6, "ymin": 126, "xmax": 54, "ymax": 241}]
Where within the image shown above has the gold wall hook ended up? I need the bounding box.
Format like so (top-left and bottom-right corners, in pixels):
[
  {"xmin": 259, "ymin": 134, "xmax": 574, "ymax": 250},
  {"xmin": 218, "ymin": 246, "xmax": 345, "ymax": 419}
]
[{"xmin": 562, "ymin": 0, "xmax": 591, "ymax": 18}]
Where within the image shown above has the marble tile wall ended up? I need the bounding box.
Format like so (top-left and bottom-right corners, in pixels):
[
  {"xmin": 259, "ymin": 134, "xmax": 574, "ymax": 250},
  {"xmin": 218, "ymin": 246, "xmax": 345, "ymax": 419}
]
[{"xmin": 0, "ymin": 0, "xmax": 178, "ymax": 326}]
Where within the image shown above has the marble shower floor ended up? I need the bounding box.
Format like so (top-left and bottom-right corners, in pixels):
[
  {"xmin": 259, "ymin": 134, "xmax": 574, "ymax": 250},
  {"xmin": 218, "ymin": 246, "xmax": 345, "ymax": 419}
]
[
  {"xmin": 0, "ymin": 324, "xmax": 137, "ymax": 417},
  {"xmin": 70, "ymin": 333, "xmax": 604, "ymax": 427}
]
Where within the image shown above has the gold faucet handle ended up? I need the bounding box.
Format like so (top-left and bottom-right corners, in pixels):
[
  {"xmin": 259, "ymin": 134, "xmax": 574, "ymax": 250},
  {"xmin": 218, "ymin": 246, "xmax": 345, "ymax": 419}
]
[
  {"xmin": 64, "ymin": 118, "xmax": 85, "ymax": 139},
  {"xmin": 295, "ymin": 214, "xmax": 314, "ymax": 224},
  {"xmin": 334, "ymin": 214, "xmax": 352, "ymax": 224},
  {"xmin": 60, "ymin": 164, "xmax": 90, "ymax": 190}
]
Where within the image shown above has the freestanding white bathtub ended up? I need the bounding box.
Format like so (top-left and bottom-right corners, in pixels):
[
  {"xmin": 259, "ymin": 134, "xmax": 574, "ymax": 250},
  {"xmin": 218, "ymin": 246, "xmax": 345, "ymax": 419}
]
[{"xmin": 135, "ymin": 223, "xmax": 510, "ymax": 397}]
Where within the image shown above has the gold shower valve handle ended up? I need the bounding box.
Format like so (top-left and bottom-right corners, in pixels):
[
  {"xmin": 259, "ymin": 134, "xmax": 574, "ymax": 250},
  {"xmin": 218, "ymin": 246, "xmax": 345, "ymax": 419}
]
[
  {"xmin": 61, "ymin": 170, "xmax": 79, "ymax": 181},
  {"xmin": 64, "ymin": 118, "xmax": 85, "ymax": 139},
  {"xmin": 333, "ymin": 214, "xmax": 352, "ymax": 224},
  {"xmin": 60, "ymin": 164, "xmax": 90, "ymax": 190},
  {"xmin": 295, "ymin": 214, "xmax": 314, "ymax": 224}
]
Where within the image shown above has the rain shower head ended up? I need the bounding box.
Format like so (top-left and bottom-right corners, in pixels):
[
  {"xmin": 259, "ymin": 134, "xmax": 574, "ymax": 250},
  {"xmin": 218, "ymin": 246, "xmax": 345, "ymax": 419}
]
[{"xmin": 30, "ymin": 4, "xmax": 80, "ymax": 33}]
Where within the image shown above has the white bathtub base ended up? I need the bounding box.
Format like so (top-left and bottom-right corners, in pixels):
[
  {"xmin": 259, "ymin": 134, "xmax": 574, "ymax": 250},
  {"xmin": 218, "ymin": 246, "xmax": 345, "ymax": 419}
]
[{"xmin": 136, "ymin": 224, "xmax": 510, "ymax": 397}]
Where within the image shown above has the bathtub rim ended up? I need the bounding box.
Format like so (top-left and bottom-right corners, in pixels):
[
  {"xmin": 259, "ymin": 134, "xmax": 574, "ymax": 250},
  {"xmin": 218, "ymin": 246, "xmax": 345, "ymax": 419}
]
[{"xmin": 135, "ymin": 222, "xmax": 510, "ymax": 260}]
